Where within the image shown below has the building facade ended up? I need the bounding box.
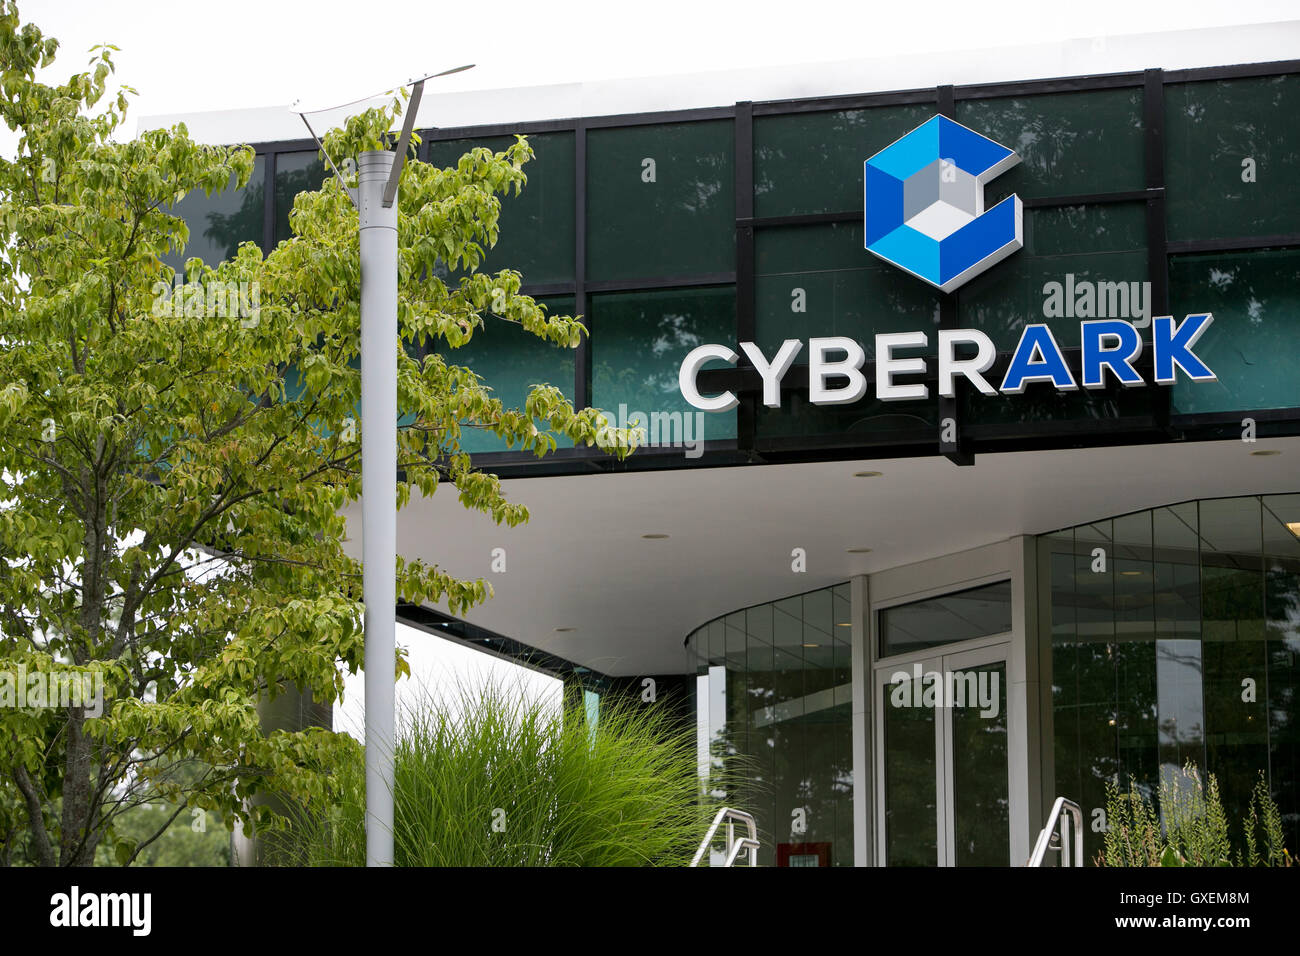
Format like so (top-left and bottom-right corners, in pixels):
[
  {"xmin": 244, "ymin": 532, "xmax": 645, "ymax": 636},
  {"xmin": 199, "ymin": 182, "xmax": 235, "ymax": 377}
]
[{"xmin": 150, "ymin": 22, "xmax": 1300, "ymax": 865}]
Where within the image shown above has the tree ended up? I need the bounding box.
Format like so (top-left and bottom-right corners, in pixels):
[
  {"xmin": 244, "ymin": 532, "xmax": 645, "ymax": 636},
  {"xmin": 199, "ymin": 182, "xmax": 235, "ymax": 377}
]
[{"xmin": 0, "ymin": 2, "xmax": 634, "ymax": 866}]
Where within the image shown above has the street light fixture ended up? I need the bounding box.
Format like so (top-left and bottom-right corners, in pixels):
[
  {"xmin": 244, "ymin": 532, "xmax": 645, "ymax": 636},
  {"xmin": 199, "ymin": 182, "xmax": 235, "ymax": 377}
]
[{"xmin": 290, "ymin": 63, "xmax": 475, "ymax": 868}]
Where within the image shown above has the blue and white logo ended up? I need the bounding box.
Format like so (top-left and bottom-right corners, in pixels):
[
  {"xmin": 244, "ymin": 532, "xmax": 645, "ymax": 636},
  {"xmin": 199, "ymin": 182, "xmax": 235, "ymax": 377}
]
[{"xmin": 865, "ymin": 115, "xmax": 1023, "ymax": 293}]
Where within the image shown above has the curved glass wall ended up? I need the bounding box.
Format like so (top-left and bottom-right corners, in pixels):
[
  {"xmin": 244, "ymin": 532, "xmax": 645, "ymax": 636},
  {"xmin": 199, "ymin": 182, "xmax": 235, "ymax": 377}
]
[
  {"xmin": 687, "ymin": 583, "xmax": 853, "ymax": 866},
  {"xmin": 1041, "ymin": 494, "xmax": 1300, "ymax": 864}
]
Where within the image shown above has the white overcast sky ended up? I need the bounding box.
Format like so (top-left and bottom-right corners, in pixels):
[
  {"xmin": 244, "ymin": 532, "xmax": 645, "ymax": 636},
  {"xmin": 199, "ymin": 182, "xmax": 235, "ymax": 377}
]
[
  {"xmin": 11, "ymin": 0, "xmax": 1297, "ymax": 725},
  {"xmin": 19, "ymin": 0, "xmax": 1300, "ymax": 119}
]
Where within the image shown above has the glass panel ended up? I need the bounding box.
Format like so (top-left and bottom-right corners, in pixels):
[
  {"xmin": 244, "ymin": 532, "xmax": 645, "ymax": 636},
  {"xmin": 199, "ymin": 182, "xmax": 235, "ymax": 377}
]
[
  {"xmin": 883, "ymin": 672, "xmax": 937, "ymax": 865},
  {"xmin": 1044, "ymin": 495, "xmax": 1300, "ymax": 863},
  {"xmin": 589, "ymin": 286, "xmax": 737, "ymax": 442},
  {"xmin": 1165, "ymin": 75, "xmax": 1300, "ymax": 242},
  {"xmin": 438, "ymin": 296, "xmax": 576, "ymax": 454},
  {"xmin": 754, "ymin": 222, "xmax": 941, "ymax": 441},
  {"xmin": 745, "ymin": 617, "xmax": 777, "ymax": 866},
  {"xmin": 957, "ymin": 203, "xmax": 1148, "ymax": 351},
  {"xmin": 955, "ymin": 87, "xmax": 1145, "ymax": 202},
  {"xmin": 587, "ymin": 120, "xmax": 734, "ymax": 281},
  {"xmin": 879, "ymin": 580, "xmax": 1013, "ymax": 657},
  {"xmin": 724, "ymin": 613, "xmax": 748, "ymax": 777},
  {"xmin": 427, "ymin": 132, "xmax": 576, "ymax": 285},
  {"xmin": 771, "ymin": 645, "xmax": 805, "ymax": 864},
  {"xmin": 689, "ymin": 585, "xmax": 853, "ymax": 865},
  {"xmin": 274, "ymin": 150, "xmax": 327, "ymax": 246},
  {"xmin": 1112, "ymin": 513, "xmax": 1160, "ymax": 796},
  {"xmin": 1150, "ymin": 505, "xmax": 1203, "ymax": 780},
  {"xmin": 1199, "ymin": 496, "xmax": 1267, "ymax": 835},
  {"xmin": 959, "ymin": 203, "xmax": 1154, "ymax": 427},
  {"xmin": 1262, "ymin": 494, "xmax": 1300, "ymax": 852},
  {"xmin": 164, "ymin": 154, "xmax": 266, "ymax": 270},
  {"xmin": 753, "ymin": 102, "xmax": 935, "ymax": 218},
  {"xmin": 951, "ymin": 661, "xmax": 1009, "ymax": 865},
  {"xmin": 1169, "ymin": 249, "xmax": 1300, "ymax": 415}
]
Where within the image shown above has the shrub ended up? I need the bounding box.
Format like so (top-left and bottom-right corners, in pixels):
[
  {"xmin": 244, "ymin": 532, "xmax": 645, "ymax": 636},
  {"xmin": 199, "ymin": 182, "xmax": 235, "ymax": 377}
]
[
  {"xmin": 1099, "ymin": 761, "xmax": 1291, "ymax": 867},
  {"xmin": 267, "ymin": 677, "xmax": 712, "ymax": 866}
]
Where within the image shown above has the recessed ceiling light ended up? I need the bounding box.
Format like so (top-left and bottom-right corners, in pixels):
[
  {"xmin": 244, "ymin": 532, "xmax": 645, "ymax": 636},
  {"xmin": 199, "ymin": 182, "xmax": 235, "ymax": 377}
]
[
  {"xmin": 1120, "ymin": 570, "xmax": 1143, "ymax": 576},
  {"xmin": 1251, "ymin": 449, "xmax": 1282, "ymax": 457},
  {"xmin": 802, "ymin": 642, "xmax": 820, "ymax": 648},
  {"xmin": 853, "ymin": 470, "xmax": 883, "ymax": 478},
  {"xmin": 641, "ymin": 533, "xmax": 670, "ymax": 539},
  {"xmin": 554, "ymin": 626, "xmax": 576, "ymax": 633},
  {"xmin": 1286, "ymin": 521, "xmax": 1300, "ymax": 539},
  {"xmin": 836, "ymin": 622, "xmax": 852, "ymax": 627},
  {"xmin": 846, "ymin": 547, "xmax": 872, "ymax": 554}
]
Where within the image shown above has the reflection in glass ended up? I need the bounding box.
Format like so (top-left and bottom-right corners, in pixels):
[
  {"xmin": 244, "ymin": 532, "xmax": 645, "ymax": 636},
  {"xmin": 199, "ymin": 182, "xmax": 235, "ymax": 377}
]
[
  {"xmin": 1169, "ymin": 249, "xmax": 1300, "ymax": 415},
  {"xmin": 587, "ymin": 121, "xmax": 734, "ymax": 281},
  {"xmin": 951, "ymin": 662, "xmax": 1009, "ymax": 865},
  {"xmin": 1043, "ymin": 495, "xmax": 1300, "ymax": 862},
  {"xmin": 436, "ymin": 296, "xmax": 576, "ymax": 454},
  {"xmin": 1165, "ymin": 75, "xmax": 1300, "ymax": 242},
  {"xmin": 163, "ymin": 155, "xmax": 266, "ymax": 271},
  {"xmin": 883, "ymin": 674, "xmax": 937, "ymax": 866},
  {"xmin": 956, "ymin": 88, "xmax": 1145, "ymax": 202},
  {"xmin": 274, "ymin": 151, "xmax": 327, "ymax": 246},
  {"xmin": 427, "ymin": 132, "xmax": 576, "ymax": 285},
  {"xmin": 754, "ymin": 103, "xmax": 935, "ymax": 218},
  {"xmin": 879, "ymin": 580, "xmax": 1013, "ymax": 656},
  {"xmin": 590, "ymin": 286, "xmax": 737, "ymax": 442},
  {"xmin": 688, "ymin": 583, "xmax": 853, "ymax": 865}
]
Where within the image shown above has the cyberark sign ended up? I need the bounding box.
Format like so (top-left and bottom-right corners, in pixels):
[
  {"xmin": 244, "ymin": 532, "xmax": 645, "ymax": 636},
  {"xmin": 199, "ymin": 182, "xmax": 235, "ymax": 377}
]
[
  {"xmin": 678, "ymin": 115, "xmax": 1218, "ymax": 411},
  {"xmin": 865, "ymin": 114, "xmax": 1022, "ymax": 293},
  {"xmin": 679, "ymin": 315, "xmax": 1217, "ymax": 410}
]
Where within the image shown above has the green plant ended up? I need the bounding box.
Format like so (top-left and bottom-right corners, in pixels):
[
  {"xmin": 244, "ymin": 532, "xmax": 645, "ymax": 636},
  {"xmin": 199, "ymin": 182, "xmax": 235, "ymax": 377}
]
[
  {"xmin": 1101, "ymin": 776, "xmax": 1164, "ymax": 867},
  {"xmin": 267, "ymin": 677, "xmax": 714, "ymax": 866},
  {"xmin": 1243, "ymin": 772, "xmax": 1292, "ymax": 867},
  {"xmin": 0, "ymin": 2, "xmax": 639, "ymax": 865},
  {"xmin": 1098, "ymin": 761, "xmax": 1291, "ymax": 867}
]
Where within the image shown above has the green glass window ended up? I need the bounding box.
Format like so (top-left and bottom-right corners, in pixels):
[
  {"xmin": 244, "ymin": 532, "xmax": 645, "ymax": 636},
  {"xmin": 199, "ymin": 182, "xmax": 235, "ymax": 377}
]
[
  {"xmin": 1165, "ymin": 75, "xmax": 1300, "ymax": 242},
  {"xmin": 274, "ymin": 150, "xmax": 328, "ymax": 245},
  {"xmin": 590, "ymin": 286, "xmax": 737, "ymax": 442},
  {"xmin": 754, "ymin": 103, "xmax": 934, "ymax": 218},
  {"xmin": 754, "ymin": 222, "xmax": 940, "ymax": 441},
  {"xmin": 586, "ymin": 121, "xmax": 734, "ymax": 281},
  {"xmin": 955, "ymin": 87, "xmax": 1145, "ymax": 202},
  {"xmin": 426, "ymin": 132, "xmax": 576, "ymax": 285},
  {"xmin": 164, "ymin": 154, "xmax": 265, "ymax": 270},
  {"xmin": 438, "ymin": 296, "xmax": 577, "ymax": 454},
  {"xmin": 1169, "ymin": 248, "xmax": 1300, "ymax": 415},
  {"xmin": 958, "ymin": 202, "xmax": 1153, "ymax": 427},
  {"xmin": 958, "ymin": 203, "xmax": 1147, "ymax": 353}
]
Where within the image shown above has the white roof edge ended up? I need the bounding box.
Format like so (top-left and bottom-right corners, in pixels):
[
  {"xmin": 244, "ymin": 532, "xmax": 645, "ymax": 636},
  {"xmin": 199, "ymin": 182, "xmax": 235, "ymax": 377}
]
[{"xmin": 139, "ymin": 20, "xmax": 1300, "ymax": 146}]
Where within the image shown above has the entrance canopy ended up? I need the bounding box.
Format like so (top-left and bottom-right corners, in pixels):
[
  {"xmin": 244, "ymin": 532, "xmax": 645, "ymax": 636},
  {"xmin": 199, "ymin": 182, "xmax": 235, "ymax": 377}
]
[{"xmin": 343, "ymin": 436, "xmax": 1300, "ymax": 675}]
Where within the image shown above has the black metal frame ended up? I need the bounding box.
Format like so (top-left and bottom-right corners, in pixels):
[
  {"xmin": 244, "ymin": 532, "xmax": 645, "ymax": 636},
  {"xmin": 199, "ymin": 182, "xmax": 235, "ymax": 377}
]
[
  {"xmin": 395, "ymin": 601, "xmax": 604, "ymax": 681},
  {"xmin": 237, "ymin": 57, "xmax": 1300, "ymax": 480}
]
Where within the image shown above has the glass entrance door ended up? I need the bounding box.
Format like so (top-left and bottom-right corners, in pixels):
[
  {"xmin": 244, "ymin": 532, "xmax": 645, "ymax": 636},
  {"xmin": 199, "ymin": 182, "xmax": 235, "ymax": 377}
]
[{"xmin": 876, "ymin": 643, "xmax": 1010, "ymax": 865}]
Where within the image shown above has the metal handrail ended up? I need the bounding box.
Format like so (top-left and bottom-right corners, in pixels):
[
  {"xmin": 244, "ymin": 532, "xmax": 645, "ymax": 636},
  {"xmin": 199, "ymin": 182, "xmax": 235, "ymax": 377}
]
[
  {"xmin": 1028, "ymin": 796, "xmax": 1084, "ymax": 867},
  {"xmin": 691, "ymin": 807, "xmax": 760, "ymax": 867}
]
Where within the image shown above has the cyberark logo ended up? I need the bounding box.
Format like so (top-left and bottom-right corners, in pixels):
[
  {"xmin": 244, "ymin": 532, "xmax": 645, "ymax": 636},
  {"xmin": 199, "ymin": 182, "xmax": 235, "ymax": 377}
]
[{"xmin": 865, "ymin": 115, "xmax": 1022, "ymax": 292}]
